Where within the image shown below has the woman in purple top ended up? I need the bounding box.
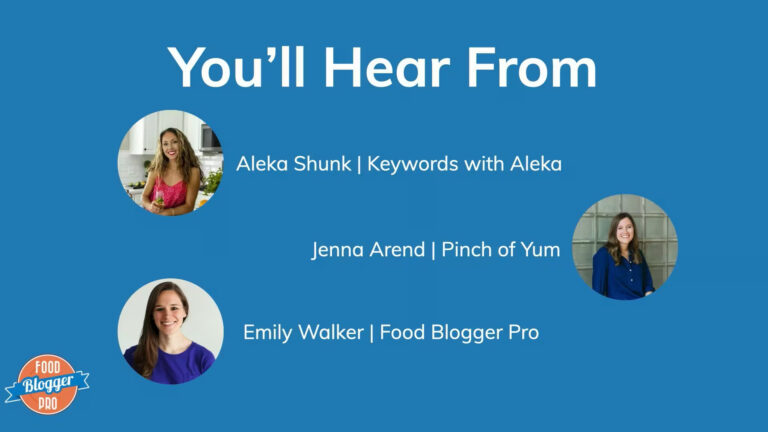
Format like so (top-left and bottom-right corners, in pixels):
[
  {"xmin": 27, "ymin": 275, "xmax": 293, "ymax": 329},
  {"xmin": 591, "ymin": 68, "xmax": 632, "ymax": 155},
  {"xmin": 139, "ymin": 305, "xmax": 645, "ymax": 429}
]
[{"xmin": 124, "ymin": 282, "xmax": 215, "ymax": 384}]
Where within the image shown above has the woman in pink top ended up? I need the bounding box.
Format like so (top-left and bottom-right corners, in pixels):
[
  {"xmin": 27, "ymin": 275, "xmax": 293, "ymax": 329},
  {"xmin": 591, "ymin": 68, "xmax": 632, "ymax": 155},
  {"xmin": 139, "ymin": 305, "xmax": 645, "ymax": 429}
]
[{"xmin": 142, "ymin": 128, "xmax": 202, "ymax": 216}]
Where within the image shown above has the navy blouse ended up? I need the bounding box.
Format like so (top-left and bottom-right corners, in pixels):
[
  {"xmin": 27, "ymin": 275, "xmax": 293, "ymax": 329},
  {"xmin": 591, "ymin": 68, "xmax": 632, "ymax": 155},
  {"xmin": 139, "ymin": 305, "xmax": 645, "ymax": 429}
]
[{"xmin": 592, "ymin": 247, "xmax": 654, "ymax": 300}]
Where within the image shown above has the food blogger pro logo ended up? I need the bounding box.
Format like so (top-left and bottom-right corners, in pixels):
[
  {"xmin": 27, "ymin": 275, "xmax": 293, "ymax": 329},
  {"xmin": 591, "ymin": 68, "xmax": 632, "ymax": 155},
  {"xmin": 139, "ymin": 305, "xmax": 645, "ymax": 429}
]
[{"xmin": 4, "ymin": 354, "xmax": 89, "ymax": 414}]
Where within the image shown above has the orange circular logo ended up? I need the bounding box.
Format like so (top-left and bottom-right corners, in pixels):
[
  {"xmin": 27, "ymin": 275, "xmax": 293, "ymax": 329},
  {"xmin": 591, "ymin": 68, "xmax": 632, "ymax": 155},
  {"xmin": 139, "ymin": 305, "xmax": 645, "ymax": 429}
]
[{"xmin": 5, "ymin": 354, "xmax": 89, "ymax": 415}]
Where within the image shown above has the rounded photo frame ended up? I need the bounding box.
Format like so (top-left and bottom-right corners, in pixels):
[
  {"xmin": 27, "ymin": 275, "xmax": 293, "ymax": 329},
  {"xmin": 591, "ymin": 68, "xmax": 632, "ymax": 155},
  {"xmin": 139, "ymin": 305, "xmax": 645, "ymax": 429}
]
[
  {"xmin": 572, "ymin": 194, "xmax": 678, "ymax": 300},
  {"xmin": 117, "ymin": 278, "xmax": 224, "ymax": 385},
  {"xmin": 117, "ymin": 110, "xmax": 223, "ymax": 216}
]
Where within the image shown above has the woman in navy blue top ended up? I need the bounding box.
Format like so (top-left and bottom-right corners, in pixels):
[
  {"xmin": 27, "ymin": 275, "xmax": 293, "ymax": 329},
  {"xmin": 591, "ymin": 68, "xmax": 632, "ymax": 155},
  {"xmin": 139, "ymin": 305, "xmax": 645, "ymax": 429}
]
[
  {"xmin": 124, "ymin": 282, "xmax": 215, "ymax": 384},
  {"xmin": 592, "ymin": 212, "xmax": 655, "ymax": 300}
]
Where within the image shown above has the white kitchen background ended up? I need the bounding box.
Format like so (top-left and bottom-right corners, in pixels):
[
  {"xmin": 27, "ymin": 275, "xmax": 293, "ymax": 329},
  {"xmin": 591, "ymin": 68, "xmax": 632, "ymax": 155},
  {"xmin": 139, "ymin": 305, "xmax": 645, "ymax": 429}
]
[{"xmin": 117, "ymin": 110, "xmax": 223, "ymax": 209}]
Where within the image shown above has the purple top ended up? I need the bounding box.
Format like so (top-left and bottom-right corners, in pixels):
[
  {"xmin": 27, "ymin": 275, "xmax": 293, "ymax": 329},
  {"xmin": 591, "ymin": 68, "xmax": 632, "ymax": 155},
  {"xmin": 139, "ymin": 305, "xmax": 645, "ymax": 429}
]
[{"xmin": 124, "ymin": 342, "xmax": 215, "ymax": 385}]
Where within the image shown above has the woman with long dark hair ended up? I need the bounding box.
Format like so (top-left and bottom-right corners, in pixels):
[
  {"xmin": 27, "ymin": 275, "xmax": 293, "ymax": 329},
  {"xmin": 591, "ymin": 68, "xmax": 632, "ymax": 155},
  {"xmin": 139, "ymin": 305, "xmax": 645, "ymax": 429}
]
[
  {"xmin": 123, "ymin": 282, "xmax": 214, "ymax": 384},
  {"xmin": 141, "ymin": 128, "xmax": 202, "ymax": 216},
  {"xmin": 592, "ymin": 212, "xmax": 655, "ymax": 300}
]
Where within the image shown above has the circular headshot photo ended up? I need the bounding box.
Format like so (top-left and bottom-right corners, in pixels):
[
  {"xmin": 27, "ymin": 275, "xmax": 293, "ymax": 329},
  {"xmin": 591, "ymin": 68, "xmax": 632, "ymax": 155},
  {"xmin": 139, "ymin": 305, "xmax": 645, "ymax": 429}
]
[
  {"xmin": 572, "ymin": 194, "xmax": 678, "ymax": 300},
  {"xmin": 117, "ymin": 110, "xmax": 223, "ymax": 216},
  {"xmin": 118, "ymin": 279, "xmax": 223, "ymax": 384}
]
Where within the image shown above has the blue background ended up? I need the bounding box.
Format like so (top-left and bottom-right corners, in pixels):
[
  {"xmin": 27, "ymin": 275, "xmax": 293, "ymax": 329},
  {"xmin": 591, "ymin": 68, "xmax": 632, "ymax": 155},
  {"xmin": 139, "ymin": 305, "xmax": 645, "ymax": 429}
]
[{"xmin": 1, "ymin": 1, "xmax": 765, "ymax": 430}]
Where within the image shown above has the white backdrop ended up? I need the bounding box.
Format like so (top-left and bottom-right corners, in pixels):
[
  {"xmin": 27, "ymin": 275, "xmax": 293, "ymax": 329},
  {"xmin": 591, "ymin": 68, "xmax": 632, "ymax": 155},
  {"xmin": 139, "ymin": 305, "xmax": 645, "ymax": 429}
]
[{"xmin": 117, "ymin": 278, "xmax": 224, "ymax": 357}]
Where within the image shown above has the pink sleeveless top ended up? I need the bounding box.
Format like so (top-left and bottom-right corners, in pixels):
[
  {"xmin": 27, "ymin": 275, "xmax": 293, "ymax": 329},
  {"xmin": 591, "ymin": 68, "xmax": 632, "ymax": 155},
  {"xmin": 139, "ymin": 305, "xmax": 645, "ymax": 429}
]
[{"xmin": 151, "ymin": 176, "xmax": 187, "ymax": 209}]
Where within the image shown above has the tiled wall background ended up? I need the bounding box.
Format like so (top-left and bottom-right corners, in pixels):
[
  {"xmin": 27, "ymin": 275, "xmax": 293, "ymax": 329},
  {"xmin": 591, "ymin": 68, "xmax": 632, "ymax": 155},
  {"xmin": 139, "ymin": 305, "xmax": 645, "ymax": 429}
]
[
  {"xmin": 572, "ymin": 194, "xmax": 677, "ymax": 289},
  {"xmin": 117, "ymin": 152, "xmax": 151, "ymax": 184}
]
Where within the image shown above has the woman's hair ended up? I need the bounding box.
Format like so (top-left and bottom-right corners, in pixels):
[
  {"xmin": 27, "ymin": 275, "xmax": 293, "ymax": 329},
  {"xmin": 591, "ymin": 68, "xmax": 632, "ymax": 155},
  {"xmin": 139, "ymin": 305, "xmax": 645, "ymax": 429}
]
[
  {"xmin": 133, "ymin": 282, "xmax": 189, "ymax": 379},
  {"xmin": 148, "ymin": 128, "xmax": 203, "ymax": 184},
  {"xmin": 605, "ymin": 212, "xmax": 643, "ymax": 266}
]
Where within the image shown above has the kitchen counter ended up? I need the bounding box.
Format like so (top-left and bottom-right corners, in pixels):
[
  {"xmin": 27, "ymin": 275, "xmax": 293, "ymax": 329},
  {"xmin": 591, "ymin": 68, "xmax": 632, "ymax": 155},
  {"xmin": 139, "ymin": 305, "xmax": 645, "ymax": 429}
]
[
  {"xmin": 124, "ymin": 186, "xmax": 144, "ymax": 205},
  {"xmin": 123, "ymin": 185, "xmax": 213, "ymax": 210}
]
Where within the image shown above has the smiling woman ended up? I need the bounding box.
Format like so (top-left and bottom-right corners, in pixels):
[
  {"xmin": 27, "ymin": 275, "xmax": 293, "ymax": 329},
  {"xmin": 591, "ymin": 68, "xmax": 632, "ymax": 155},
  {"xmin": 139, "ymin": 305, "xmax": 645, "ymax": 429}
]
[
  {"xmin": 117, "ymin": 110, "xmax": 224, "ymax": 215},
  {"xmin": 142, "ymin": 128, "xmax": 202, "ymax": 216},
  {"xmin": 121, "ymin": 281, "xmax": 220, "ymax": 385},
  {"xmin": 572, "ymin": 194, "xmax": 678, "ymax": 301},
  {"xmin": 591, "ymin": 213, "xmax": 655, "ymax": 300}
]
